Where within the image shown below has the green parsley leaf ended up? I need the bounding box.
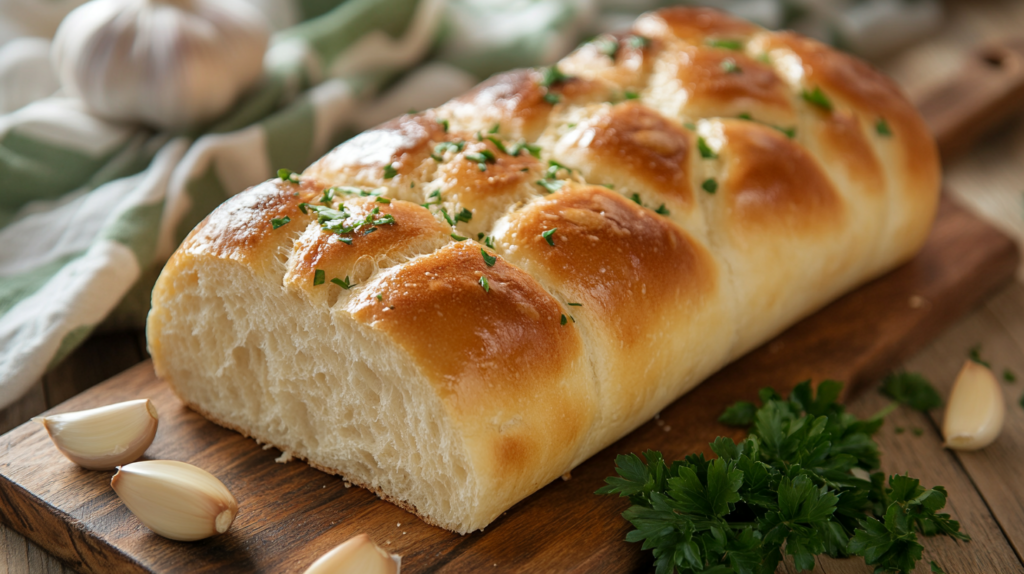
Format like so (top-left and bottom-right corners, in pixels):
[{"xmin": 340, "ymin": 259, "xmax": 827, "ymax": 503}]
[
  {"xmin": 465, "ymin": 150, "xmax": 496, "ymax": 164},
  {"xmin": 451, "ymin": 233, "xmax": 468, "ymax": 241},
  {"xmin": 568, "ymin": 302, "xmax": 582, "ymax": 307},
  {"xmin": 624, "ymin": 90, "xmax": 639, "ymax": 100},
  {"xmin": 594, "ymin": 37, "xmax": 619, "ymax": 59},
  {"xmin": 437, "ymin": 118, "xmax": 449, "ymax": 132},
  {"xmin": 756, "ymin": 52, "xmax": 771, "ymax": 64},
  {"xmin": 600, "ymin": 381, "xmax": 969, "ymax": 574},
  {"xmin": 655, "ymin": 204, "xmax": 670, "ymax": 216},
  {"xmin": 968, "ymin": 345, "xmax": 991, "ymax": 368},
  {"xmin": 375, "ymin": 293, "xmax": 382, "ymax": 301},
  {"xmin": 383, "ymin": 163, "xmax": 398, "ymax": 179},
  {"xmin": 479, "ymin": 275, "xmax": 490, "ymax": 292},
  {"xmin": 489, "ymin": 123, "xmax": 500, "ymax": 134},
  {"xmin": 542, "ymin": 228, "xmax": 558, "ymax": 246},
  {"xmin": 881, "ymin": 372, "xmax": 942, "ymax": 411},
  {"xmin": 375, "ymin": 197, "xmax": 391, "ymax": 204},
  {"xmin": 697, "ymin": 136, "xmax": 717, "ymax": 159},
  {"xmin": 331, "ymin": 276, "xmax": 356, "ymax": 289},
  {"xmin": 481, "ymin": 249, "xmax": 496, "ymax": 267},
  {"xmin": 439, "ymin": 207, "xmax": 456, "ymax": 226},
  {"xmin": 702, "ymin": 178, "xmax": 718, "ymax": 194},
  {"xmin": 630, "ymin": 193, "xmax": 642, "ymax": 205},
  {"xmin": 540, "ymin": 65, "xmax": 572, "ymax": 88},
  {"xmin": 912, "ymin": 427, "xmax": 924, "ymax": 436},
  {"xmin": 484, "ymin": 136, "xmax": 508, "ymax": 155},
  {"xmin": 802, "ymin": 86, "xmax": 833, "ymax": 111},
  {"xmin": 627, "ymin": 35, "xmax": 650, "ymax": 49},
  {"xmin": 537, "ymin": 179, "xmax": 565, "ymax": 194},
  {"xmin": 543, "ymin": 92, "xmax": 561, "ymax": 105},
  {"xmin": 313, "ymin": 269, "xmax": 325, "ymax": 286},
  {"xmin": 1004, "ymin": 368, "xmax": 1016, "ymax": 383},
  {"xmin": 876, "ymin": 118, "xmax": 892, "ymax": 137},
  {"xmin": 483, "ymin": 236, "xmax": 495, "ymax": 249},
  {"xmin": 561, "ymin": 314, "xmax": 568, "ymax": 326},
  {"xmin": 718, "ymin": 400, "xmax": 756, "ymax": 426},
  {"xmin": 271, "ymin": 216, "xmax": 291, "ymax": 230},
  {"xmin": 720, "ymin": 59, "xmax": 741, "ymax": 74},
  {"xmin": 931, "ymin": 560, "xmax": 946, "ymax": 574},
  {"xmin": 1020, "ymin": 394, "xmax": 1024, "ymax": 410},
  {"xmin": 277, "ymin": 168, "xmax": 300, "ymax": 183},
  {"xmin": 707, "ymin": 38, "xmax": 743, "ymax": 50},
  {"xmin": 683, "ymin": 121, "xmax": 696, "ymax": 131},
  {"xmin": 454, "ymin": 208, "xmax": 473, "ymax": 223}
]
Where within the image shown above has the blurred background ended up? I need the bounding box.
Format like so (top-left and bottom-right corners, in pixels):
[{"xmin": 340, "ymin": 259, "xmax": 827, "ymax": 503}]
[{"xmin": 0, "ymin": 0, "xmax": 1022, "ymax": 431}]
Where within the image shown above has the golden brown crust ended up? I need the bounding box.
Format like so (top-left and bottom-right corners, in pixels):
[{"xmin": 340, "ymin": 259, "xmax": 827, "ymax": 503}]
[
  {"xmin": 633, "ymin": 7, "xmax": 760, "ymax": 45},
  {"xmin": 718, "ymin": 119, "xmax": 843, "ymax": 233},
  {"xmin": 558, "ymin": 32, "xmax": 656, "ymax": 91},
  {"xmin": 553, "ymin": 102, "xmax": 695, "ymax": 209},
  {"xmin": 671, "ymin": 46, "xmax": 795, "ymax": 123}
]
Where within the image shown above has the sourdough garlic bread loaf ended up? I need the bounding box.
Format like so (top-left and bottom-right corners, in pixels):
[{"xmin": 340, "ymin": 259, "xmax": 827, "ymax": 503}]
[{"xmin": 147, "ymin": 8, "xmax": 939, "ymax": 533}]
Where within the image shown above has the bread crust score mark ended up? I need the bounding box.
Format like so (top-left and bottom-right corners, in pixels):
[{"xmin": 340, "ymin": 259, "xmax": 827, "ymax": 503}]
[{"xmin": 147, "ymin": 6, "xmax": 940, "ymax": 533}]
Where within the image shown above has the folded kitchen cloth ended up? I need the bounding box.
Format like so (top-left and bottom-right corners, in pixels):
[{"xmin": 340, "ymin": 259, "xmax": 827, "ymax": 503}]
[{"xmin": 0, "ymin": 0, "xmax": 940, "ymax": 409}]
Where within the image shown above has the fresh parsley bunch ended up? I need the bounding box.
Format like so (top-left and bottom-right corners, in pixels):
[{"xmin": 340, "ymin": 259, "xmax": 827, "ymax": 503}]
[{"xmin": 596, "ymin": 381, "xmax": 969, "ymax": 574}]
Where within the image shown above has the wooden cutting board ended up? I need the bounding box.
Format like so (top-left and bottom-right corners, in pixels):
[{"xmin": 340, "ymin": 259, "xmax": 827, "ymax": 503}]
[{"xmin": 2, "ymin": 41, "xmax": 1024, "ymax": 574}]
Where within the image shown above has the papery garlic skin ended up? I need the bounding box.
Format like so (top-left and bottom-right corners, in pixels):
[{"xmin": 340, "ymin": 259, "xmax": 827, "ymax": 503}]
[
  {"xmin": 943, "ymin": 360, "xmax": 1006, "ymax": 451},
  {"xmin": 51, "ymin": 0, "xmax": 270, "ymax": 130},
  {"xmin": 34, "ymin": 398, "xmax": 158, "ymax": 470},
  {"xmin": 304, "ymin": 534, "xmax": 401, "ymax": 574},
  {"xmin": 111, "ymin": 460, "xmax": 238, "ymax": 541}
]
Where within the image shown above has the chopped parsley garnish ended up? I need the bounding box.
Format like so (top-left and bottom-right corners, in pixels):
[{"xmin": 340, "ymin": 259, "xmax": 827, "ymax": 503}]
[
  {"xmin": 319, "ymin": 188, "xmax": 334, "ymax": 204},
  {"xmin": 375, "ymin": 196, "xmax": 391, "ymax": 204},
  {"xmin": 479, "ymin": 275, "xmax": 490, "ymax": 292},
  {"xmin": 508, "ymin": 140, "xmax": 542, "ymax": 158},
  {"xmin": 627, "ymin": 35, "xmax": 650, "ymax": 49},
  {"xmin": 599, "ymin": 380, "xmax": 969, "ymax": 574},
  {"xmin": 454, "ymin": 208, "xmax": 472, "ymax": 223},
  {"xmin": 655, "ymin": 204, "xmax": 670, "ymax": 216},
  {"xmin": 540, "ymin": 65, "xmax": 572, "ymax": 88},
  {"xmin": 706, "ymin": 38, "xmax": 743, "ymax": 50},
  {"xmin": 483, "ymin": 236, "xmax": 496, "ymax": 249},
  {"xmin": 481, "ymin": 249, "xmax": 496, "ymax": 266},
  {"xmin": 561, "ymin": 314, "xmax": 568, "ymax": 326},
  {"xmin": 433, "ymin": 140, "xmax": 467, "ymax": 162},
  {"xmin": 594, "ymin": 37, "xmax": 619, "ymax": 59},
  {"xmin": 489, "ymin": 123, "xmax": 500, "ymax": 134},
  {"xmin": 601, "ymin": 183, "xmax": 615, "ymax": 189},
  {"xmin": 271, "ymin": 216, "xmax": 291, "ymax": 230},
  {"xmin": 338, "ymin": 237, "xmax": 353, "ymax": 245},
  {"xmin": 567, "ymin": 302, "xmax": 582, "ymax": 307},
  {"xmin": 451, "ymin": 233, "xmax": 468, "ymax": 241},
  {"xmin": 465, "ymin": 149, "xmax": 496, "ymax": 170},
  {"xmin": 881, "ymin": 371, "xmax": 942, "ymax": 411},
  {"xmin": 968, "ymin": 345, "xmax": 990, "ymax": 368},
  {"xmin": 802, "ymin": 86, "xmax": 833, "ymax": 111},
  {"xmin": 298, "ymin": 203, "xmax": 309, "ymax": 215},
  {"xmin": 307, "ymin": 203, "xmax": 396, "ymax": 238},
  {"xmin": 485, "ymin": 136, "xmax": 509, "ymax": 155},
  {"xmin": 382, "ymin": 163, "xmax": 398, "ymax": 179},
  {"xmin": 543, "ymin": 92, "xmax": 562, "ymax": 105},
  {"xmin": 697, "ymin": 136, "xmax": 717, "ymax": 159},
  {"xmin": 683, "ymin": 122, "xmax": 696, "ymax": 131},
  {"xmin": 624, "ymin": 90, "xmax": 639, "ymax": 100},
  {"xmin": 313, "ymin": 269, "xmax": 325, "ymax": 286},
  {"xmin": 720, "ymin": 59, "xmax": 741, "ymax": 74},
  {"xmin": 277, "ymin": 168, "xmax": 300, "ymax": 183},
  {"xmin": 331, "ymin": 276, "xmax": 356, "ymax": 289},
  {"xmin": 375, "ymin": 293, "xmax": 382, "ymax": 301},
  {"xmin": 739, "ymin": 112, "xmax": 752, "ymax": 120},
  {"xmin": 777, "ymin": 126, "xmax": 797, "ymax": 138},
  {"xmin": 537, "ymin": 179, "xmax": 565, "ymax": 194},
  {"xmin": 542, "ymin": 228, "xmax": 558, "ymax": 246},
  {"xmin": 630, "ymin": 193, "xmax": 642, "ymax": 205},
  {"xmin": 437, "ymin": 118, "xmax": 449, "ymax": 132},
  {"xmin": 1004, "ymin": 369, "xmax": 1017, "ymax": 383},
  {"xmin": 702, "ymin": 178, "xmax": 718, "ymax": 194},
  {"xmin": 756, "ymin": 52, "xmax": 771, "ymax": 64},
  {"xmin": 439, "ymin": 206, "xmax": 456, "ymax": 226},
  {"xmin": 876, "ymin": 118, "xmax": 892, "ymax": 137},
  {"xmin": 546, "ymin": 160, "xmax": 571, "ymax": 179},
  {"xmin": 912, "ymin": 427, "xmax": 924, "ymax": 436}
]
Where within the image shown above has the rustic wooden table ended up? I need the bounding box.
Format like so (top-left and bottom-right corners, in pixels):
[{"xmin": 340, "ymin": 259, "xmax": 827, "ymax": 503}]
[{"xmin": 3, "ymin": 1, "xmax": 1024, "ymax": 572}]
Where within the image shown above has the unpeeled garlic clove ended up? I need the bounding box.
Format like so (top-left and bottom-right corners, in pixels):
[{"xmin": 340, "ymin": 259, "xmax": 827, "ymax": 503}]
[
  {"xmin": 942, "ymin": 359, "xmax": 1005, "ymax": 451},
  {"xmin": 304, "ymin": 534, "xmax": 401, "ymax": 574},
  {"xmin": 111, "ymin": 460, "xmax": 238, "ymax": 541},
  {"xmin": 33, "ymin": 399, "xmax": 158, "ymax": 470}
]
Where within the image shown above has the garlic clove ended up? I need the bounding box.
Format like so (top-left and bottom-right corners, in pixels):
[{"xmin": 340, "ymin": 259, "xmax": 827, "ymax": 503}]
[
  {"xmin": 304, "ymin": 534, "xmax": 401, "ymax": 574},
  {"xmin": 942, "ymin": 359, "xmax": 1006, "ymax": 451},
  {"xmin": 111, "ymin": 460, "xmax": 238, "ymax": 541},
  {"xmin": 33, "ymin": 399, "xmax": 159, "ymax": 470}
]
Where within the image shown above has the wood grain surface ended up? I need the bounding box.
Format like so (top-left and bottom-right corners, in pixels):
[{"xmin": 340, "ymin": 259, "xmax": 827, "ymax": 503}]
[{"xmin": 0, "ymin": 192, "xmax": 1017, "ymax": 573}]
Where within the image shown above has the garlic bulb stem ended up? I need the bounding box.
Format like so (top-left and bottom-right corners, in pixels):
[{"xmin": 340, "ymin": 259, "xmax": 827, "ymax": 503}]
[
  {"xmin": 111, "ymin": 460, "xmax": 239, "ymax": 541},
  {"xmin": 34, "ymin": 399, "xmax": 158, "ymax": 470},
  {"xmin": 942, "ymin": 360, "xmax": 1006, "ymax": 451}
]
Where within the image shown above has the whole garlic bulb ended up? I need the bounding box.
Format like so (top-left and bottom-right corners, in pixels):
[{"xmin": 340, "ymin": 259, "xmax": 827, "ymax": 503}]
[{"xmin": 51, "ymin": 0, "xmax": 270, "ymax": 130}]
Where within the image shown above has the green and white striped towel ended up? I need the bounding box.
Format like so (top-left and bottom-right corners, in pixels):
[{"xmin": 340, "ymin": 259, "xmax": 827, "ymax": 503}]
[{"xmin": 0, "ymin": 0, "xmax": 940, "ymax": 408}]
